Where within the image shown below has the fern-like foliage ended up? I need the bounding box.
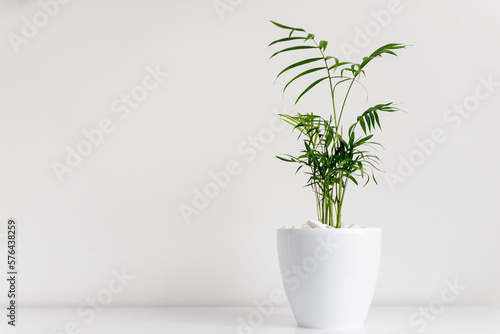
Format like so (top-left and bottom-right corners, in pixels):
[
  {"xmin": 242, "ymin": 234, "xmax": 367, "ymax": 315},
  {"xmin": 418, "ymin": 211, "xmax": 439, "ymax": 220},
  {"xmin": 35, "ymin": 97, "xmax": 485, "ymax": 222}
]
[{"xmin": 269, "ymin": 20, "xmax": 408, "ymax": 227}]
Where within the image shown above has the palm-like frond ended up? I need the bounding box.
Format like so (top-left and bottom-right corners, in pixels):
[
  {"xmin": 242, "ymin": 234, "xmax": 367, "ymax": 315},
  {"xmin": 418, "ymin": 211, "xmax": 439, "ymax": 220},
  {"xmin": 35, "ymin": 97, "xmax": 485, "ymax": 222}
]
[{"xmin": 269, "ymin": 21, "xmax": 408, "ymax": 227}]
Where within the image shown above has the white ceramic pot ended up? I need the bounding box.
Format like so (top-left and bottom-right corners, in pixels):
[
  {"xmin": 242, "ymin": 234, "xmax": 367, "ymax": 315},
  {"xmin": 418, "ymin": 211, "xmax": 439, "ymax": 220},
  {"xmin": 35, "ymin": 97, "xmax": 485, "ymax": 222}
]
[{"xmin": 276, "ymin": 227, "xmax": 381, "ymax": 329}]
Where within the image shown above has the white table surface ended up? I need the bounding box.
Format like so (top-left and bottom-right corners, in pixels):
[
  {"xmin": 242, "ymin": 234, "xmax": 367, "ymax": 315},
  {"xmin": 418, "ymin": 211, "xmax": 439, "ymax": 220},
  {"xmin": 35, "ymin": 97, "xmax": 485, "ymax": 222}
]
[{"xmin": 3, "ymin": 306, "xmax": 500, "ymax": 334}]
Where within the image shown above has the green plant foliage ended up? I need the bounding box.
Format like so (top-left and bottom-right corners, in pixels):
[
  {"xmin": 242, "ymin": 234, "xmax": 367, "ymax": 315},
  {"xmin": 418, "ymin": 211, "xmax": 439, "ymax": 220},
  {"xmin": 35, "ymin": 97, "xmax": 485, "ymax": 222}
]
[{"xmin": 269, "ymin": 20, "xmax": 408, "ymax": 228}]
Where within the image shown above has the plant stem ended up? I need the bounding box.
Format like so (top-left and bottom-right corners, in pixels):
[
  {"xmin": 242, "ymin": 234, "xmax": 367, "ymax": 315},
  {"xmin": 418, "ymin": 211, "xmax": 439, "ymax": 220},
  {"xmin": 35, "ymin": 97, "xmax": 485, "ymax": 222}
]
[
  {"xmin": 336, "ymin": 172, "xmax": 342, "ymax": 228},
  {"xmin": 314, "ymin": 40, "xmax": 338, "ymax": 130},
  {"xmin": 317, "ymin": 45, "xmax": 340, "ymax": 227},
  {"xmin": 314, "ymin": 184, "xmax": 321, "ymax": 221},
  {"xmin": 336, "ymin": 177, "xmax": 349, "ymax": 228},
  {"xmin": 312, "ymin": 39, "xmax": 356, "ymax": 228},
  {"xmin": 322, "ymin": 184, "xmax": 325, "ymax": 223},
  {"xmin": 338, "ymin": 77, "xmax": 356, "ymax": 124}
]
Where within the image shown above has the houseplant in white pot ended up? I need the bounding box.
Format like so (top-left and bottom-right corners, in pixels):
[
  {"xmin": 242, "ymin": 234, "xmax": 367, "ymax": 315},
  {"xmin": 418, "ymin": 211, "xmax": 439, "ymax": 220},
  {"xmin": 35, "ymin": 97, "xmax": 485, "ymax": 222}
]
[{"xmin": 269, "ymin": 21, "xmax": 408, "ymax": 329}]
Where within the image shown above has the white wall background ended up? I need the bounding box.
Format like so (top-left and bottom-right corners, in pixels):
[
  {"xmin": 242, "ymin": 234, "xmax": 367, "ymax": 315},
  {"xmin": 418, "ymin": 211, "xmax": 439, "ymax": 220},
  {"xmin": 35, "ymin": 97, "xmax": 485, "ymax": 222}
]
[{"xmin": 0, "ymin": 0, "xmax": 499, "ymax": 309}]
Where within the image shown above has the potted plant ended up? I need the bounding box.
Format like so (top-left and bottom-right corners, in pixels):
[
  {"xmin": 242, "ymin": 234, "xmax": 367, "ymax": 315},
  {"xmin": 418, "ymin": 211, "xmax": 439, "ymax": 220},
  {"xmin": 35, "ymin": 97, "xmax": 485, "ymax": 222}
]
[{"xmin": 269, "ymin": 21, "xmax": 408, "ymax": 329}]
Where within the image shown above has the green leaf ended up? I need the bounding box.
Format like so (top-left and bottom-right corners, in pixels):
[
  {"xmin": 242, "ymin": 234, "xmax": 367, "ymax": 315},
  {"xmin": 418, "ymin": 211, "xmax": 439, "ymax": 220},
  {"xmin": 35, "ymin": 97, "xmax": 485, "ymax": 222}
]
[
  {"xmin": 369, "ymin": 112, "xmax": 376, "ymax": 127},
  {"xmin": 374, "ymin": 112, "xmax": 381, "ymax": 129},
  {"xmin": 295, "ymin": 77, "xmax": 329, "ymax": 104},
  {"xmin": 348, "ymin": 122, "xmax": 357, "ymax": 136},
  {"xmin": 270, "ymin": 45, "xmax": 319, "ymax": 59},
  {"xmin": 340, "ymin": 67, "xmax": 355, "ymax": 78},
  {"xmin": 325, "ymin": 130, "xmax": 333, "ymax": 148},
  {"xmin": 347, "ymin": 175, "xmax": 358, "ymax": 185},
  {"xmin": 349, "ymin": 130, "xmax": 355, "ymax": 146},
  {"xmin": 359, "ymin": 43, "xmax": 409, "ymax": 70},
  {"xmin": 268, "ymin": 36, "xmax": 307, "ymax": 47},
  {"xmin": 276, "ymin": 155, "xmax": 294, "ymax": 162},
  {"xmin": 328, "ymin": 60, "xmax": 351, "ymax": 72},
  {"xmin": 305, "ymin": 33, "xmax": 315, "ymax": 41},
  {"xmin": 358, "ymin": 161, "xmax": 364, "ymax": 177},
  {"xmin": 276, "ymin": 58, "xmax": 323, "ymax": 79},
  {"xmin": 359, "ymin": 117, "xmax": 367, "ymax": 134},
  {"xmin": 270, "ymin": 21, "xmax": 305, "ymax": 32},
  {"xmin": 283, "ymin": 67, "xmax": 326, "ymax": 92},
  {"xmin": 319, "ymin": 40, "xmax": 328, "ymax": 51},
  {"xmin": 354, "ymin": 134, "xmax": 374, "ymax": 148},
  {"xmin": 332, "ymin": 77, "xmax": 351, "ymax": 96}
]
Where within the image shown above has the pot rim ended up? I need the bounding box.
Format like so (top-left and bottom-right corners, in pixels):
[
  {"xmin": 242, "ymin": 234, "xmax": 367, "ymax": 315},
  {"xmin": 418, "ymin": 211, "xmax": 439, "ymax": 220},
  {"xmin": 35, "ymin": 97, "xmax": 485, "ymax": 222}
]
[{"xmin": 277, "ymin": 227, "xmax": 381, "ymax": 235}]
